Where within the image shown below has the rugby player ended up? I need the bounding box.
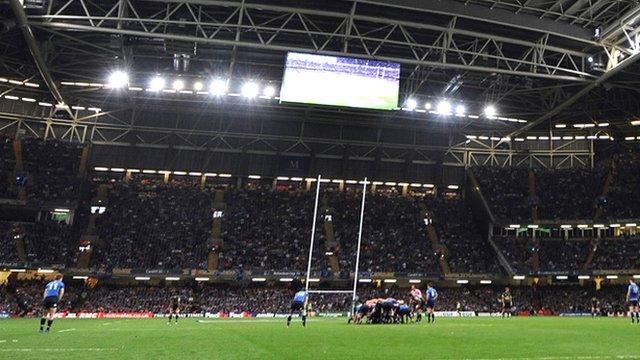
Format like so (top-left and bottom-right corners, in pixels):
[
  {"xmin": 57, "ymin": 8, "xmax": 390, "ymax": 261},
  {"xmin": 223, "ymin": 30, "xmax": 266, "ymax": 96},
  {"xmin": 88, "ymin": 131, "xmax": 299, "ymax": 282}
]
[
  {"xmin": 39, "ymin": 274, "xmax": 64, "ymax": 333},
  {"xmin": 590, "ymin": 296, "xmax": 600, "ymax": 318},
  {"xmin": 287, "ymin": 289, "xmax": 308, "ymax": 327},
  {"xmin": 627, "ymin": 279, "xmax": 639, "ymax": 324},
  {"xmin": 425, "ymin": 282, "xmax": 438, "ymax": 324},
  {"xmin": 168, "ymin": 293, "xmax": 181, "ymax": 324},
  {"xmin": 501, "ymin": 287, "xmax": 513, "ymax": 318},
  {"xmin": 410, "ymin": 285, "xmax": 424, "ymax": 323}
]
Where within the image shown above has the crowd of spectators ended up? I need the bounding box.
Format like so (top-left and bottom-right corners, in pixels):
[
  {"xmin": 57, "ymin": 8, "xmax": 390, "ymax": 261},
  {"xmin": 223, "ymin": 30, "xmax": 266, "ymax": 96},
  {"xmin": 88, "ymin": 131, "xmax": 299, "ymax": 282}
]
[
  {"xmin": 93, "ymin": 178, "xmax": 213, "ymax": 270},
  {"xmin": 493, "ymin": 236, "xmax": 532, "ymax": 273},
  {"xmin": 535, "ymin": 167, "xmax": 606, "ymax": 220},
  {"xmin": 590, "ymin": 236, "xmax": 640, "ymax": 270},
  {"xmin": 605, "ymin": 152, "xmax": 640, "ymax": 219},
  {"xmin": 330, "ymin": 191, "xmax": 439, "ymax": 275},
  {"xmin": 0, "ymin": 281, "xmax": 632, "ymax": 316},
  {"xmin": 472, "ymin": 166, "xmax": 530, "ymax": 222},
  {"xmin": 0, "ymin": 135, "xmax": 16, "ymax": 199},
  {"xmin": 539, "ymin": 239, "xmax": 591, "ymax": 272},
  {"xmin": 21, "ymin": 138, "xmax": 85, "ymax": 204},
  {"xmin": 220, "ymin": 188, "xmax": 315, "ymax": 272},
  {"xmin": 427, "ymin": 196, "xmax": 502, "ymax": 274}
]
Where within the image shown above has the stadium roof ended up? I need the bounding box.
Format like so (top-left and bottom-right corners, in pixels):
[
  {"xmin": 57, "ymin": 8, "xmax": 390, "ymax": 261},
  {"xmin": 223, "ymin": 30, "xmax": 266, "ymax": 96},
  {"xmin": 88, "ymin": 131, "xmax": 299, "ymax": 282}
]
[{"xmin": 0, "ymin": 0, "xmax": 639, "ymax": 141}]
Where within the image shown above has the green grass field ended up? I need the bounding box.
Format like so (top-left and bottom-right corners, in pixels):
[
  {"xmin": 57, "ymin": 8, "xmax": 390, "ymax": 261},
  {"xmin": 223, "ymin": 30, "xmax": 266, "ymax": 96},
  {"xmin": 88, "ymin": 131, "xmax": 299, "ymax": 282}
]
[{"xmin": 0, "ymin": 317, "xmax": 639, "ymax": 359}]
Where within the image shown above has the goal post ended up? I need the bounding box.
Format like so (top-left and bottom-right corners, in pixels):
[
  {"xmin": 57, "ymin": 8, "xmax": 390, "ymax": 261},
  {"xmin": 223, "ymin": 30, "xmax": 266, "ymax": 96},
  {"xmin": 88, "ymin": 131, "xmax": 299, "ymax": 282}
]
[{"xmin": 303, "ymin": 175, "xmax": 368, "ymax": 318}]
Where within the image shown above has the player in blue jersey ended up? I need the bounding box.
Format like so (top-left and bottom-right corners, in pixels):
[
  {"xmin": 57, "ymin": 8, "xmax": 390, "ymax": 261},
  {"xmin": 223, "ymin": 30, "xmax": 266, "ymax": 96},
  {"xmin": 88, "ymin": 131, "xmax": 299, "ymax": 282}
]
[
  {"xmin": 287, "ymin": 289, "xmax": 308, "ymax": 327},
  {"xmin": 425, "ymin": 282, "xmax": 438, "ymax": 324},
  {"xmin": 40, "ymin": 274, "xmax": 65, "ymax": 333},
  {"xmin": 397, "ymin": 302, "xmax": 412, "ymax": 324},
  {"xmin": 627, "ymin": 279, "xmax": 639, "ymax": 324}
]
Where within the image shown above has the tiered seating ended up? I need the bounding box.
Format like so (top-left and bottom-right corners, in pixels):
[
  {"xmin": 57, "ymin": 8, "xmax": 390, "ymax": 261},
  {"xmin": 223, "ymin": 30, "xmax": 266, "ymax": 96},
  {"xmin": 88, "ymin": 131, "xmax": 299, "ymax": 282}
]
[
  {"xmin": 22, "ymin": 138, "xmax": 83, "ymax": 203},
  {"xmin": 536, "ymin": 168, "xmax": 606, "ymax": 220},
  {"xmin": 606, "ymin": 152, "xmax": 640, "ymax": 219},
  {"xmin": 331, "ymin": 191, "xmax": 439, "ymax": 275},
  {"xmin": 590, "ymin": 237, "xmax": 640, "ymax": 270},
  {"xmin": 427, "ymin": 197, "xmax": 502, "ymax": 274},
  {"xmin": 93, "ymin": 179, "xmax": 213, "ymax": 270},
  {"xmin": 473, "ymin": 166, "xmax": 530, "ymax": 221}
]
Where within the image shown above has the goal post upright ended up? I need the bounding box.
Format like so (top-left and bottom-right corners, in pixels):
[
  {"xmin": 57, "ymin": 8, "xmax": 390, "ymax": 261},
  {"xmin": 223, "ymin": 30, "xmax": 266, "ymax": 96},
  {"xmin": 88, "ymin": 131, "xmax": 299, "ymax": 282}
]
[
  {"xmin": 304, "ymin": 174, "xmax": 322, "ymax": 294},
  {"xmin": 351, "ymin": 177, "xmax": 367, "ymax": 315}
]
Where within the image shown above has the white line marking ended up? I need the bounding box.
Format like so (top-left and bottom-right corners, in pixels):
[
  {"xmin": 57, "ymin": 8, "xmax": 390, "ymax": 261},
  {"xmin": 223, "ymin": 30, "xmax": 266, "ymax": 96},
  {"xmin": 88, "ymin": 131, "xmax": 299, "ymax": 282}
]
[
  {"xmin": 468, "ymin": 356, "xmax": 640, "ymax": 360},
  {"xmin": 57, "ymin": 328, "xmax": 76, "ymax": 333},
  {"xmin": 0, "ymin": 348, "xmax": 118, "ymax": 352}
]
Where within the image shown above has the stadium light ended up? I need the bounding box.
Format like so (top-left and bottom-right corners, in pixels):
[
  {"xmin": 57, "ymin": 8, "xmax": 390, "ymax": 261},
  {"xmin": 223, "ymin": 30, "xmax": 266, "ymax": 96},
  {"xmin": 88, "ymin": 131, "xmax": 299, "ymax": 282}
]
[
  {"xmin": 577, "ymin": 224, "xmax": 589, "ymax": 229},
  {"xmin": 165, "ymin": 277, "xmax": 180, "ymax": 281},
  {"xmin": 555, "ymin": 124, "xmax": 567, "ymax": 128},
  {"xmin": 263, "ymin": 86, "xmax": 276, "ymax": 98},
  {"xmin": 556, "ymin": 275, "xmax": 568, "ymax": 280},
  {"xmin": 173, "ymin": 171, "xmax": 187, "ymax": 176},
  {"xmin": 509, "ymin": 225, "xmax": 520, "ymax": 228},
  {"xmin": 204, "ymin": 173, "xmax": 217, "ymax": 177},
  {"xmin": 279, "ymin": 278, "xmax": 294, "ymax": 282},
  {"xmin": 345, "ymin": 180, "xmax": 358, "ymax": 184},
  {"xmin": 578, "ymin": 275, "xmax": 591, "ymax": 280},
  {"xmin": 610, "ymin": 223, "xmax": 621, "ymax": 228},
  {"xmin": 456, "ymin": 279, "xmax": 469, "ymax": 284},
  {"xmin": 424, "ymin": 102, "xmax": 432, "ymax": 110},
  {"xmin": 626, "ymin": 223, "xmax": 637, "ymax": 227},
  {"xmin": 210, "ymin": 79, "xmax": 228, "ymax": 96},
  {"xmin": 631, "ymin": 120, "xmax": 640, "ymax": 126},
  {"xmin": 135, "ymin": 276, "xmax": 151, "ymax": 281},
  {"xmin": 195, "ymin": 277, "xmax": 210, "ymax": 282},
  {"xmin": 54, "ymin": 208, "xmax": 70, "ymax": 213},
  {"xmin": 383, "ymin": 279, "xmax": 397, "ymax": 283},
  {"xmin": 10, "ymin": 268, "xmax": 26, "ymax": 272},
  {"xmin": 111, "ymin": 168, "xmax": 125, "ymax": 172},
  {"xmin": 409, "ymin": 279, "xmax": 421, "ymax": 284},
  {"xmin": 148, "ymin": 76, "xmax": 165, "ymax": 92},
  {"xmin": 308, "ymin": 278, "xmax": 320, "ymax": 283},
  {"xmin": 188, "ymin": 172, "xmax": 202, "ymax": 176},
  {"xmin": 107, "ymin": 70, "xmax": 128, "ymax": 88},
  {"xmin": 172, "ymin": 79, "xmax": 185, "ymax": 91},
  {"xmin": 385, "ymin": 182, "xmax": 397, "ymax": 186},
  {"xmin": 192, "ymin": 81, "xmax": 204, "ymax": 92},
  {"xmin": 513, "ymin": 275, "xmax": 526, "ymax": 280},
  {"xmin": 72, "ymin": 276, "xmax": 88, "ymax": 280},
  {"xmin": 633, "ymin": 275, "xmax": 640, "ymax": 279},
  {"xmin": 277, "ymin": 176, "xmax": 290, "ymax": 181},
  {"xmin": 480, "ymin": 280, "xmax": 492, "ymax": 284},
  {"xmin": 219, "ymin": 174, "xmax": 232, "ymax": 178},
  {"xmin": 38, "ymin": 102, "xmax": 53, "ymax": 107},
  {"xmin": 94, "ymin": 167, "xmax": 109, "ymax": 171},
  {"xmin": 593, "ymin": 224, "xmax": 605, "ymax": 228},
  {"xmin": 325, "ymin": 252, "xmax": 334, "ymax": 256},
  {"xmin": 251, "ymin": 277, "xmax": 267, "ymax": 282},
  {"xmin": 248, "ymin": 175, "xmax": 261, "ymax": 179},
  {"xmin": 241, "ymin": 82, "xmax": 259, "ymax": 98},
  {"xmin": 560, "ymin": 225, "xmax": 573, "ymax": 229},
  {"xmin": 447, "ymin": 185, "xmax": 459, "ymax": 190},
  {"xmin": 405, "ymin": 98, "xmax": 417, "ymax": 110},
  {"xmin": 606, "ymin": 275, "xmax": 618, "ymax": 279},
  {"xmin": 142, "ymin": 169, "xmax": 157, "ymax": 174},
  {"xmin": 436, "ymin": 100, "xmax": 452, "ymax": 115},
  {"xmin": 359, "ymin": 279, "xmax": 372, "ymax": 283},
  {"xmin": 483, "ymin": 105, "xmax": 497, "ymax": 118},
  {"xmin": 455, "ymin": 104, "xmax": 466, "ymax": 116}
]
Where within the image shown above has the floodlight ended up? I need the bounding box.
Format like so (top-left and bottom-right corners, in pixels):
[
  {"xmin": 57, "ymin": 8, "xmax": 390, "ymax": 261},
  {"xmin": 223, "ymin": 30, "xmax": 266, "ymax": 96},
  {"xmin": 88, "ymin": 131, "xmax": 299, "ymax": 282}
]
[
  {"xmin": 437, "ymin": 100, "xmax": 452, "ymax": 115},
  {"xmin": 405, "ymin": 98, "xmax": 417, "ymax": 110},
  {"xmin": 455, "ymin": 104, "xmax": 466, "ymax": 116},
  {"xmin": 241, "ymin": 82, "xmax": 259, "ymax": 98},
  {"xmin": 264, "ymin": 86, "xmax": 276, "ymax": 98},
  {"xmin": 107, "ymin": 70, "xmax": 128, "ymax": 88},
  {"xmin": 193, "ymin": 81, "xmax": 204, "ymax": 91},
  {"xmin": 484, "ymin": 105, "xmax": 497, "ymax": 118},
  {"xmin": 148, "ymin": 76, "xmax": 165, "ymax": 92},
  {"xmin": 173, "ymin": 79, "xmax": 184, "ymax": 91},
  {"xmin": 210, "ymin": 79, "xmax": 227, "ymax": 96}
]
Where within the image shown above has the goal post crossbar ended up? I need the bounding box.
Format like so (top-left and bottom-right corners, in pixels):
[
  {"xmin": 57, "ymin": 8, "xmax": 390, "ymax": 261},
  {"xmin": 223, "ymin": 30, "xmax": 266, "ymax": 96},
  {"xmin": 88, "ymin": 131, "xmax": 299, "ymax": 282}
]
[{"xmin": 307, "ymin": 290, "xmax": 355, "ymax": 294}]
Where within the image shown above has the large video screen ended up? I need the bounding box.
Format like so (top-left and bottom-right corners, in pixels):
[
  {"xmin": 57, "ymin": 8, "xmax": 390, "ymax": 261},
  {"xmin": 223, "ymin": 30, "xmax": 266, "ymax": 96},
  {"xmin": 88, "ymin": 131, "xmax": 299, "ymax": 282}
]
[{"xmin": 280, "ymin": 52, "xmax": 400, "ymax": 110}]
